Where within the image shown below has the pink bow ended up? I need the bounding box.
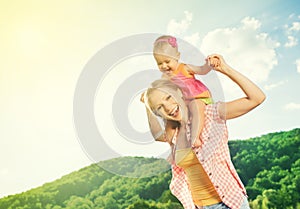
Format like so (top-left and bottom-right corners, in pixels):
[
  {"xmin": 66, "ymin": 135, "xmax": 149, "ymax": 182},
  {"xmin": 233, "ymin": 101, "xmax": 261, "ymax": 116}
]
[
  {"xmin": 168, "ymin": 37, "xmax": 177, "ymax": 48},
  {"xmin": 155, "ymin": 37, "xmax": 178, "ymax": 48}
]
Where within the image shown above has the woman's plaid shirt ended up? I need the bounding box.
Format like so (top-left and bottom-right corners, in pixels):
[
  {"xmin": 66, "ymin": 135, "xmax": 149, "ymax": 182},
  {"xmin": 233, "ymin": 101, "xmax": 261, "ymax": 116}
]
[{"xmin": 169, "ymin": 103, "xmax": 247, "ymax": 209}]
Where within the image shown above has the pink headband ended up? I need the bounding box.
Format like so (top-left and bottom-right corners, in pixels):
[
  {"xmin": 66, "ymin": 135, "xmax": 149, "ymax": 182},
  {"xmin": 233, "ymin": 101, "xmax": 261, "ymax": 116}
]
[{"xmin": 154, "ymin": 37, "xmax": 177, "ymax": 48}]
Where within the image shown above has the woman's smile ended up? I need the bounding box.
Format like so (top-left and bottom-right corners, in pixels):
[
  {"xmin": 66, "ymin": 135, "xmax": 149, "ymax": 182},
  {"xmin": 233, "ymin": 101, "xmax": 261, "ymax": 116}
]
[
  {"xmin": 148, "ymin": 89, "xmax": 183, "ymax": 121},
  {"xmin": 169, "ymin": 105, "xmax": 179, "ymax": 117}
]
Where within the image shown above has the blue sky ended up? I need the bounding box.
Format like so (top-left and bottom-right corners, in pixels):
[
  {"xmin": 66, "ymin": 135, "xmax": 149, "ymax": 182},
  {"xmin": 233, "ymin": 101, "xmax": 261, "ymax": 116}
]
[{"xmin": 0, "ymin": 0, "xmax": 299, "ymax": 198}]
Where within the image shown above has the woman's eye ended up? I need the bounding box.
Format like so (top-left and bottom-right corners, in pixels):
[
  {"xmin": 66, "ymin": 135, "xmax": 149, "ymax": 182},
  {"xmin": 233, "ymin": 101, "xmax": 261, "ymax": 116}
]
[{"xmin": 156, "ymin": 105, "xmax": 162, "ymax": 111}]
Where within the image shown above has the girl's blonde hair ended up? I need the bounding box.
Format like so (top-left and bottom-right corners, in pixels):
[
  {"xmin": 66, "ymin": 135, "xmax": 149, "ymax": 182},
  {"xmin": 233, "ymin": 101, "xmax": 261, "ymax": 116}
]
[{"xmin": 153, "ymin": 35, "xmax": 179, "ymax": 56}]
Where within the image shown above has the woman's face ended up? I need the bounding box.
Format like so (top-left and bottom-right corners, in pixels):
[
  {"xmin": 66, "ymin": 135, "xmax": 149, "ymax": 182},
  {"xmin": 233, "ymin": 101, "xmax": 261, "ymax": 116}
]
[{"xmin": 148, "ymin": 88, "xmax": 186, "ymax": 122}]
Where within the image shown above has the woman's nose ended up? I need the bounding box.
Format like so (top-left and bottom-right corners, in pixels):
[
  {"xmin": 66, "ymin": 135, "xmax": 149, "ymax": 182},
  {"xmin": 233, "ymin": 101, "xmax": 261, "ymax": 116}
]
[{"xmin": 162, "ymin": 102, "xmax": 171, "ymax": 112}]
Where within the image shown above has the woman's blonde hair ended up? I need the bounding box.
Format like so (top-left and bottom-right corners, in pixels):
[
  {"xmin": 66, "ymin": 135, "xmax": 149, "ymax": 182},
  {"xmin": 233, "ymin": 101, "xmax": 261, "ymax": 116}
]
[{"xmin": 145, "ymin": 79, "xmax": 181, "ymax": 113}]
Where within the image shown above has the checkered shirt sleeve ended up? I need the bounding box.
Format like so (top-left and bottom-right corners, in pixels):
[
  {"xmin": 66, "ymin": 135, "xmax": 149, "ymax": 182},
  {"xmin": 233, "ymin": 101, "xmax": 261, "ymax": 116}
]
[{"xmin": 170, "ymin": 164, "xmax": 196, "ymax": 209}]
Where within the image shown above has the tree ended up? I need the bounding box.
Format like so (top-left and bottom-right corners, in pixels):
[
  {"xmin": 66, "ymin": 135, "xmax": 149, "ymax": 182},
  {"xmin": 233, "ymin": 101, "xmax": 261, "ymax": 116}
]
[{"xmin": 64, "ymin": 196, "xmax": 94, "ymax": 209}]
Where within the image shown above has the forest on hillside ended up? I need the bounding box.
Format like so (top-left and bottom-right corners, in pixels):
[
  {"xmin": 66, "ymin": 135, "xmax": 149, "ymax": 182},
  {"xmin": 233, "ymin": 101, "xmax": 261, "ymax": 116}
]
[{"xmin": 0, "ymin": 128, "xmax": 299, "ymax": 209}]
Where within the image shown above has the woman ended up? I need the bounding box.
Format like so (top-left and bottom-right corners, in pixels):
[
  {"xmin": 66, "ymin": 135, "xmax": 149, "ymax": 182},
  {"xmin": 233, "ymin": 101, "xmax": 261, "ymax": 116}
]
[{"xmin": 142, "ymin": 54, "xmax": 265, "ymax": 209}]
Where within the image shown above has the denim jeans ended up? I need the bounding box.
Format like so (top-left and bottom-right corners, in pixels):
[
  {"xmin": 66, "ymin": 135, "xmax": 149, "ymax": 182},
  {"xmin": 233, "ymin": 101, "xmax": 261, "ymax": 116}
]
[
  {"xmin": 196, "ymin": 196, "xmax": 250, "ymax": 209},
  {"xmin": 239, "ymin": 196, "xmax": 250, "ymax": 209},
  {"xmin": 199, "ymin": 202, "xmax": 230, "ymax": 209}
]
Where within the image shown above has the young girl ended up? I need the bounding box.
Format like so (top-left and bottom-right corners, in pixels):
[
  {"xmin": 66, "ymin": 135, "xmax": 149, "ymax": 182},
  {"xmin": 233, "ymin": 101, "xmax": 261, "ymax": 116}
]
[{"xmin": 152, "ymin": 35, "xmax": 213, "ymax": 147}]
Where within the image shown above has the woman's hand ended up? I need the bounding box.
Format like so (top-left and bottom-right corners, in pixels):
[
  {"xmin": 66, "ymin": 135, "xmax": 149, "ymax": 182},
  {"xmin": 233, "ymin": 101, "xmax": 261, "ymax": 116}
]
[
  {"xmin": 207, "ymin": 54, "xmax": 228, "ymax": 73},
  {"xmin": 207, "ymin": 54, "xmax": 266, "ymax": 120},
  {"xmin": 140, "ymin": 92, "xmax": 145, "ymax": 103}
]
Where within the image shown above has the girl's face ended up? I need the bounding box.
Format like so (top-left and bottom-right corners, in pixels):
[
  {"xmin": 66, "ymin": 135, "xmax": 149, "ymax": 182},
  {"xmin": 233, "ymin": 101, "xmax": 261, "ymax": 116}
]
[
  {"xmin": 148, "ymin": 88, "xmax": 186, "ymax": 122},
  {"xmin": 154, "ymin": 54, "xmax": 179, "ymax": 77}
]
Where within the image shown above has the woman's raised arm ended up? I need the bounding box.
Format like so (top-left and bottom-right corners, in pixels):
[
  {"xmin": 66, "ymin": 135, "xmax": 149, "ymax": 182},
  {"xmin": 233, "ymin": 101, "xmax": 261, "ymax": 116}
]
[{"xmin": 208, "ymin": 54, "xmax": 266, "ymax": 120}]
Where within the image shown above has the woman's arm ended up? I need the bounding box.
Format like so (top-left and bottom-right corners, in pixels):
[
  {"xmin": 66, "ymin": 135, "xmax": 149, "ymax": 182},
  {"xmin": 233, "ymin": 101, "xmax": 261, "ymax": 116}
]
[
  {"xmin": 146, "ymin": 108, "xmax": 178, "ymax": 145},
  {"xmin": 145, "ymin": 107, "xmax": 167, "ymax": 141},
  {"xmin": 140, "ymin": 92, "xmax": 166, "ymax": 141},
  {"xmin": 140, "ymin": 93, "xmax": 172, "ymax": 144},
  {"xmin": 209, "ymin": 54, "xmax": 266, "ymax": 120}
]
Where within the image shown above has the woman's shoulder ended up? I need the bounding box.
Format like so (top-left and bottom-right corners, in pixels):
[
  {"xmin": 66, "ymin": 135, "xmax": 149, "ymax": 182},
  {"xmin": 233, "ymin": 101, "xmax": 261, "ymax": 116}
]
[{"xmin": 205, "ymin": 102, "xmax": 226, "ymax": 121}]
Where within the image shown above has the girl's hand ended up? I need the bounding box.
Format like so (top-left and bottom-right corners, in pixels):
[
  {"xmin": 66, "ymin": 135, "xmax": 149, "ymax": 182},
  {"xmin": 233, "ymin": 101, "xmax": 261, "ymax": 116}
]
[{"xmin": 207, "ymin": 54, "xmax": 228, "ymax": 73}]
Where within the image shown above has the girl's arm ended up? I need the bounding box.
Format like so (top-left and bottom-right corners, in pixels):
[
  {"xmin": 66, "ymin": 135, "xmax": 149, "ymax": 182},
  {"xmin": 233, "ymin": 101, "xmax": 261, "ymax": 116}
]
[
  {"xmin": 188, "ymin": 99, "xmax": 205, "ymax": 145},
  {"xmin": 209, "ymin": 54, "xmax": 266, "ymax": 120},
  {"xmin": 186, "ymin": 58, "xmax": 212, "ymax": 75}
]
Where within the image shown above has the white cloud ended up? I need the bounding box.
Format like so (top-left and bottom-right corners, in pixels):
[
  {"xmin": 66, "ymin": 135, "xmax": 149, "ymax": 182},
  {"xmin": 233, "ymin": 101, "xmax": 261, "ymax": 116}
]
[
  {"xmin": 200, "ymin": 17, "xmax": 278, "ymax": 82},
  {"xmin": 285, "ymin": 22, "xmax": 300, "ymax": 37},
  {"xmin": 289, "ymin": 22, "xmax": 300, "ymax": 32},
  {"xmin": 167, "ymin": 11, "xmax": 193, "ymax": 36},
  {"xmin": 296, "ymin": 59, "xmax": 300, "ymax": 74},
  {"xmin": 241, "ymin": 16, "xmax": 261, "ymax": 30},
  {"xmin": 183, "ymin": 32, "xmax": 200, "ymax": 46},
  {"xmin": 200, "ymin": 16, "xmax": 279, "ymax": 99},
  {"xmin": 282, "ymin": 21, "xmax": 300, "ymax": 49},
  {"xmin": 264, "ymin": 80, "xmax": 287, "ymax": 91},
  {"xmin": 288, "ymin": 14, "xmax": 295, "ymax": 19},
  {"xmin": 284, "ymin": 102, "xmax": 300, "ymax": 110},
  {"xmin": 285, "ymin": 35, "xmax": 298, "ymax": 47},
  {"xmin": 166, "ymin": 11, "xmax": 201, "ymax": 52}
]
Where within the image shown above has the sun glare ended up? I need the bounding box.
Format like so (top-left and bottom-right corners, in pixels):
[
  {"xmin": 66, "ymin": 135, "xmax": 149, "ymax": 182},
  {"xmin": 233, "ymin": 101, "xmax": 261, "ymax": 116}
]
[{"xmin": 17, "ymin": 25, "xmax": 45, "ymax": 57}]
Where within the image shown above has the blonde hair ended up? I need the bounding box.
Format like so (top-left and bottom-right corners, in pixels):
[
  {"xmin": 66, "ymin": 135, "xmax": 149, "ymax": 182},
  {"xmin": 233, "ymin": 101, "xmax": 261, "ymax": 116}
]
[
  {"xmin": 145, "ymin": 79, "xmax": 181, "ymax": 112},
  {"xmin": 153, "ymin": 35, "xmax": 179, "ymax": 58},
  {"xmin": 144, "ymin": 79, "xmax": 189, "ymax": 124}
]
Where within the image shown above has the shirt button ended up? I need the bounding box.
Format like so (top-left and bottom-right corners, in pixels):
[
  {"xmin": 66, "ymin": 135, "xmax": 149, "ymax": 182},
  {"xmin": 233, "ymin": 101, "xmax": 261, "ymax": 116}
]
[
  {"xmin": 216, "ymin": 185, "xmax": 219, "ymax": 188},
  {"xmin": 222, "ymin": 195, "xmax": 225, "ymax": 198},
  {"xmin": 196, "ymin": 151, "xmax": 199, "ymax": 154},
  {"xmin": 209, "ymin": 173, "xmax": 212, "ymax": 176}
]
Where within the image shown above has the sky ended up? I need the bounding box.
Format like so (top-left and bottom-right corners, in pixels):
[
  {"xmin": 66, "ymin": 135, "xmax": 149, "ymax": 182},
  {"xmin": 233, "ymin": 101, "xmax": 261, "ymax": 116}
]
[{"xmin": 0, "ymin": 0, "xmax": 300, "ymax": 198}]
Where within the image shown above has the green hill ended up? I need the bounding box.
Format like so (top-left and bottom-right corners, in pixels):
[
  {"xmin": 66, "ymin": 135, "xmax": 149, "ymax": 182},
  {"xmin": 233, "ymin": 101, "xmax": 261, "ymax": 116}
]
[{"xmin": 0, "ymin": 128, "xmax": 299, "ymax": 209}]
